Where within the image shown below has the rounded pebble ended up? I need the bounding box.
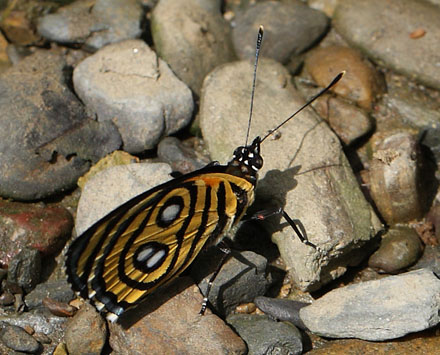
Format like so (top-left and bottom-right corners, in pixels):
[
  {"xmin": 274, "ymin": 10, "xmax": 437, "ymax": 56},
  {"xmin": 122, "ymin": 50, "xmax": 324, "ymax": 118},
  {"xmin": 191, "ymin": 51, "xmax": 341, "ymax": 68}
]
[
  {"xmin": 0, "ymin": 322, "xmax": 40, "ymax": 353},
  {"xmin": 368, "ymin": 227, "xmax": 423, "ymax": 273}
]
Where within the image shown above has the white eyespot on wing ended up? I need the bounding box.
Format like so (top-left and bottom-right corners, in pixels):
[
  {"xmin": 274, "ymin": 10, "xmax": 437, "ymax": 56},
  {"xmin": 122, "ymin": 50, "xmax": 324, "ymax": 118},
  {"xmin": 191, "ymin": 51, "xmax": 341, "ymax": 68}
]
[
  {"xmin": 136, "ymin": 247, "xmax": 155, "ymax": 262},
  {"xmin": 146, "ymin": 249, "xmax": 167, "ymax": 268},
  {"xmin": 248, "ymin": 152, "xmax": 254, "ymax": 158},
  {"xmin": 160, "ymin": 204, "xmax": 181, "ymax": 223}
]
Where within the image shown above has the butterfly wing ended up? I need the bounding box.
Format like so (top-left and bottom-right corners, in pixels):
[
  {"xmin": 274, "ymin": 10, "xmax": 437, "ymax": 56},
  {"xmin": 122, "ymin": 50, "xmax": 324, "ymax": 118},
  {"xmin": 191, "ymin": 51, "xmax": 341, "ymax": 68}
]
[{"xmin": 66, "ymin": 167, "xmax": 255, "ymax": 320}]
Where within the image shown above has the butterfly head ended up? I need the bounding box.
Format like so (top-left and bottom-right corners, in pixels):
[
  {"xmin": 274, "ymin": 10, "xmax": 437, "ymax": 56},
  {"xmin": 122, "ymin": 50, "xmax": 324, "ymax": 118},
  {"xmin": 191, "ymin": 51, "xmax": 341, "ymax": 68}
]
[{"xmin": 230, "ymin": 136, "xmax": 263, "ymax": 180}]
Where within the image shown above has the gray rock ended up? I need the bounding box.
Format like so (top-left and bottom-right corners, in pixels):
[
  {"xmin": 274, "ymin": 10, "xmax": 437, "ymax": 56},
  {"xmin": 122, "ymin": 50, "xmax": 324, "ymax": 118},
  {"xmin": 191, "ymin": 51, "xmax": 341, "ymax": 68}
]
[
  {"xmin": 411, "ymin": 245, "xmax": 440, "ymax": 276},
  {"xmin": 157, "ymin": 136, "xmax": 210, "ymax": 174},
  {"xmin": 0, "ymin": 322, "xmax": 40, "ymax": 353},
  {"xmin": 0, "ymin": 51, "xmax": 121, "ymax": 200},
  {"xmin": 151, "ymin": 0, "xmax": 235, "ymax": 95},
  {"xmin": 0, "ymin": 310, "xmax": 67, "ymax": 336},
  {"xmin": 254, "ymin": 296, "xmax": 309, "ymax": 330},
  {"xmin": 73, "ymin": 39, "xmax": 194, "ymax": 153},
  {"xmin": 227, "ymin": 314, "xmax": 303, "ymax": 355},
  {"xmin": 75, "ymin": 162, "xmax": 172, "ymax": 235},
  {"xmin": 199, "ymin": 58, "xmax": 382, "ymax": 292},
  {"xmin": 385, "ymin": 72, "xmax": 440, "ymax": 129},
  {"xmin": 7, "ymin": 247, "xmax": 42, "ymax": 294},
  {"xmin": 334, "ymin": 0, "xmax": 440, "ymax": 90},
  {"xmin": 193, "ymin": 250, "xmax": 271, "ymax": 316},
  {"xmin": 37, "ymin": 0, "xmax": 142, "ymax": 50},
  {"xmin": 300, "ymin": 269, "xmax": 440, "ymax": 341},
  {"xmin": 25, "ymin": 279, "xmax": 75, "ymax": 310},
  {"xmin": 232, "ymin": 0, "xmax": 329, "ymax": 63}
]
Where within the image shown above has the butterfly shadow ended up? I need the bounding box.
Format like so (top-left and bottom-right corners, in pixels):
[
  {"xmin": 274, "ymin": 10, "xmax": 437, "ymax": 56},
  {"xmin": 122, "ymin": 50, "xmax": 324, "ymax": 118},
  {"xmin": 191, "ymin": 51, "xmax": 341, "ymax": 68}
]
[{"xmin": 116, "ymin": 276, "xmax": 197, "ymax": 329}]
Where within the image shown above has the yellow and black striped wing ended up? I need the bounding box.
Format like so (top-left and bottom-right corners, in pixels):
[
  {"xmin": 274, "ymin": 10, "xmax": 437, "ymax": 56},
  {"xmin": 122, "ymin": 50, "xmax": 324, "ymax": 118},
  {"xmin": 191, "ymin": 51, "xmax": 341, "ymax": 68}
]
[{"xmin": 66, "ymin": 166, "xmax": 255, "ymax": 319}]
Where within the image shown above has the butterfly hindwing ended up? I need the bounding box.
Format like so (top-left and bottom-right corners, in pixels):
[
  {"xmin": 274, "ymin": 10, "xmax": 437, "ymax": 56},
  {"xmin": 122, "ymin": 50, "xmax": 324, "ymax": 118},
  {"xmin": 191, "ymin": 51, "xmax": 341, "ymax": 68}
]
[{"xmin": 66, "ymin": 166, "xmax": 255, "ymax": 319}]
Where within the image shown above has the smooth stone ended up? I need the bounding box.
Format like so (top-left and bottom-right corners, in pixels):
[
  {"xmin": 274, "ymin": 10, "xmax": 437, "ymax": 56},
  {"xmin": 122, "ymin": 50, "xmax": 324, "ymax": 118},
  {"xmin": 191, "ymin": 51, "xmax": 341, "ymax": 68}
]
[
  {"xmin": 157, "ymin": 136, "xmax": 210, "ymax": 174},
  {"xmin": 254, "ymin": 296, "xmax": 308, "ymax": 330},
  {"xmin": 37, "ymin": 0, "xmax": 142, "ymax": 50},
  {"xmin": 385, "ymin": 72, "xmax": 440, "ymax": 129},
  {"xmin": 334, "ymin": 0, "xmax": 440, "ymax": 90},
  {"xmin": 151, "ymin": 0, "xmax": 234, "ymax": 96},
  {"xmin": 0, "ymin": 200, "xmax": 73, "ymax": 267},
  {"xmin": 64, "ymin": 303, "xmax": 107, "ymax": 355},
  {"xmin": 7, "ymin": 247, "xmax": 42, "ymax": 294},
  {"xmin": 232, "ymin": 0, "xmax": 329, "ymax": 63},
  {"xmin": 305, "ymin": 45, "xmax": 381, "ymax": 110},
  {"xmin": 300, "ymin": 269, "xmax": 440, "ymax": 341},
  {"xmin": 109, "ymin": 277, "xmax": 246, "ymax": 354},
  {"xmin": 410, "ymin": 245, "xmax": 440, "ymax": 276},
  {"xmin": 0, "ymin": 50, "xmax": 121, "ymax": 200},
  {"xmin": 0, "ymin": 322, "xmax": 40, "ymax": 353},
  {"xmin": 192, "ymin": 250, "xmax": 271, "ymax": 316},
  {"xmin": 73, "ymin": 39, "xmax": 194, "ymax": 153},
  {"xmin": 368, "ymin": 227, "xmax": 423, "ymax": 273},
  {"xmin": 227, "ymin": 314, "xmax": 303, "ymax": 355},
  {"xmin": 369, "ymin": 132, "xmax": 425, "ymax": 224},
  {"xmin": 199, "ymin": 58, "xmax": 381, "ymax": 292},
  {"xmin": 75, "ymin": 162, "xmax": 172, "ymax": 235},
  {"xmin": 295, "ymin": 78, "xmax": 373, "ymax": 145}
]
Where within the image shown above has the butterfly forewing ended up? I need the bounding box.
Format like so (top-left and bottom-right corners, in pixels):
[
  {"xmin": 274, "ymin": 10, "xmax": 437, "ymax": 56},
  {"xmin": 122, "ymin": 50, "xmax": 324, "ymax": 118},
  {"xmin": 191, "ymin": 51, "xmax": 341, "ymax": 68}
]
[{"xmin": 66, "ymin": 165, "xmax": 256, "ymax": 319}]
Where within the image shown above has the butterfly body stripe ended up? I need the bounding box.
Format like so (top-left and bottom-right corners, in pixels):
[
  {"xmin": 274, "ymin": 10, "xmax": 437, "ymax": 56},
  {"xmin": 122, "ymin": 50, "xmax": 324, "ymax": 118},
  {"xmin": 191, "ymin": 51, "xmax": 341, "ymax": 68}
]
[{"xmin": 66, "ymin": 160, "xmax": 258, "ymax": 320}]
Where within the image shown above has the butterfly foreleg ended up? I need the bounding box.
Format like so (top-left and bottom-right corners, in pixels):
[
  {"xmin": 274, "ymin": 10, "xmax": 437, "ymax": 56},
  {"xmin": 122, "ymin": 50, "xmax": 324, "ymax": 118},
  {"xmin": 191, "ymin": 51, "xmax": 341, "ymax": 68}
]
[
  {"xmin": 199, "ymin": 241, "xmax": 232, "ymax": 315},
  {"xmin": 250, "ymin": 207, "xmax": 318, "ymax": 249}
]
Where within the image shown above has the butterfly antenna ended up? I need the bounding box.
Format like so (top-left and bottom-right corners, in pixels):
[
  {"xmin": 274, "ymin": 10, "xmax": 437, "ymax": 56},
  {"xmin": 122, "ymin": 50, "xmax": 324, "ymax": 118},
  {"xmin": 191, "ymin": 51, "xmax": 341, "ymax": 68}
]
[
  {"xmin": 260, "ymin": 71, "xmax": 345, "ymax": 143},
  {"xmin": 245, "ymin": 25, "xmax": 264, "ymax": 146}
]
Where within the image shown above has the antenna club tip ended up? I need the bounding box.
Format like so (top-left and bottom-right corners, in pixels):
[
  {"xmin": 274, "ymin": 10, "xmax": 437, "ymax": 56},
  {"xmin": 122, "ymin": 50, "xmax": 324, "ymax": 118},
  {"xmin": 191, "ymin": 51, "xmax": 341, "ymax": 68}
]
[{"xmin": 259, "ymin": 25, "xmax": 264, "ymax": 33}]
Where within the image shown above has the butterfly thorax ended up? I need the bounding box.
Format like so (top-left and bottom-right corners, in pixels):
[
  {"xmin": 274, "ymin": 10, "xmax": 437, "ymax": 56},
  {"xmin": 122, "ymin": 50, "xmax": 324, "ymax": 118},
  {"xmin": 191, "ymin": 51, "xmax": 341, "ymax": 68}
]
[{"xmin": 226, "ymin": 136, "xmax": 263, "ymax": 184}]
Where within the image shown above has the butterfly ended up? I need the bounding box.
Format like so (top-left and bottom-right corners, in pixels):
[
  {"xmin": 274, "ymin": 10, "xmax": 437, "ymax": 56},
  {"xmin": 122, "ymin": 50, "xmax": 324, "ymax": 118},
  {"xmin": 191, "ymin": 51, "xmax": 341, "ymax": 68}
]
[{"xmin": 65, "ymin": 26, "xmax": 343, "ymax": 322}]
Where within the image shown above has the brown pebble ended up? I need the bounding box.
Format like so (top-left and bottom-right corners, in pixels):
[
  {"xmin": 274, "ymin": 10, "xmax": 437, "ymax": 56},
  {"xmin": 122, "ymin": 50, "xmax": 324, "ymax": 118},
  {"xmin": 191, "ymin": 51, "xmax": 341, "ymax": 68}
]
[
  {"xmin": 235, "ymin": 302, "xmax": 256, "ymax": 314},
  {"xmin": 369, "ymin": 132, "xmax": 424, "ymax": 224},
  {"xmin": 368, "ymin": 226, "xmax": 423, "ymax": 273},
  {"xmin": 23, "ymin": 325, "xmax": 35, "ymax": 335},
  {"xmin": 43, "ymin": 297, "xmax": 77, "ymax": 317},
  {"xmin": 0, "ymin": 291, "xmax": 15, "ymax": 306},
  {"xmin": 305, "ymin": 46, "xmax": 382, "ymax": 109},
  {"xmin": 409, "ymin": 28, "xmax": 426, "ymax": 39}
]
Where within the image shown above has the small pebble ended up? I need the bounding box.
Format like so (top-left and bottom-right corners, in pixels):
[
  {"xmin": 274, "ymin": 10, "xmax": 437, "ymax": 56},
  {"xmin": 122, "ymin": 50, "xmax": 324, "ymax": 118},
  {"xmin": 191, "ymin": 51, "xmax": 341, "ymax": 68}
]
[
  {"xmin": 7, "ymin": 247, "xmax": 41, "ymax": 293},
  {"xmin": 368, "ymin": 226, "xmax": 423, "ymax": 273},
  {"xmin": 0, "ymin": 322, "xmax": 40, "ymax": 353},
  {"xmin": 227, "ymin": 314, "xmax": 303, "ymax": 355},
  {"xmin": 42, "ymin": 297, "xmax": 77, "ymax": 318},
  {"xmin": 235, "ymin": 302, "xmax": 257, "ymax": 314},
  {"xmin": 0, "ymin": 292, "xmax": 14, "ymax": 306},
  {"xmin": 254, "ymin": 296, "xmax": 309, "ymax": 330},
  {"xmin": 64, "ymin": 304, "xmax": 107, "ymax": 355},
  {"xmin": 369, "ymin": 132, "xmax": 424, "ymax": 224}
]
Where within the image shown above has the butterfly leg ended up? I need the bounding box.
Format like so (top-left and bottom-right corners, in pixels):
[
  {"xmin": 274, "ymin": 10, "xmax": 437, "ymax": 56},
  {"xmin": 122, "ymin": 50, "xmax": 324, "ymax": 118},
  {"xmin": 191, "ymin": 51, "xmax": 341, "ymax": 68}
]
[
  {"xmin": 250, "ymin": 207, "xmax": 317, "ymax": 249},
  {"xmin": 199, "ymin": 242, "xmax": 231, "ymax": 315}
]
